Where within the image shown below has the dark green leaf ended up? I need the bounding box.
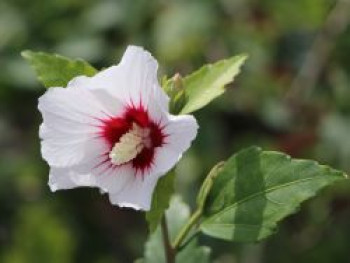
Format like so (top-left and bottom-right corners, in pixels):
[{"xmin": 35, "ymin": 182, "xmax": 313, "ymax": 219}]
[
  {"xmin": 180, "ymin": 54, "xmax": 248, "ymax": 114},
  {"xmin": 200, "ymin": 147, "xmax": 347, "ymax": 242},
  {"xmin": 138, "ymin": 196, "xmax": 211, "ymax": 263},
  {"xmin": 21, "ymin": 50, "xmax": 97, "ymax": 88},
  {"xmin": 146, "ymin": 172, "xmax": 175, "ymax": 233}
]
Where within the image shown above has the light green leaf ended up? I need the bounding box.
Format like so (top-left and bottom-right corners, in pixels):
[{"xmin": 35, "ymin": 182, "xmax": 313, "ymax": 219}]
[
  {"xmin": 175, "ymin": 241, "xmax": 211, "ymax": 263},
  {"xmin": 138, "ymin": 196, "xmax": 211, "ymax": 263},
  {"xmin": 21, "ymin": 50, "xmax": 97, "ymax": 88},
  {"xmin": 200, "ymin": 146, "xmax": 347, "ymax": 242},
  {"xmin": 146, "ymin": 171, "xmax": 175, "ymax": 233},
  {"xmin": 180, "ymin": 54, "xmax": 248, "ymax": 114}
]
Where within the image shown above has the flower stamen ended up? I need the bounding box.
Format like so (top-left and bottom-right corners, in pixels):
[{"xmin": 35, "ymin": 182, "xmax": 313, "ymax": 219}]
[{"xmin": 109, "ymin": 122, "xmax": 150, "ymax": 165}]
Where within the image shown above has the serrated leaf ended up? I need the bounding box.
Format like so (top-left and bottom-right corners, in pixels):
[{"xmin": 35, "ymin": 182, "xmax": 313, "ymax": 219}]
[
  {"xmin": 146, "ymin": 171, "xmax": 175, "ymax": 233},
  {"xmin": 200, "ymin": 146, "xmax": 347, "ymax": 242},
  {"xmin": 180, "ymin": 54, "xmax": 248, "ymax": 114},
  {"xmin": 138, "ymin": 196, "xmax": 211, "ymax": 263},
  {"xmin": 21, "ymin": 50, "xmax": 97, "ymax": 88}
]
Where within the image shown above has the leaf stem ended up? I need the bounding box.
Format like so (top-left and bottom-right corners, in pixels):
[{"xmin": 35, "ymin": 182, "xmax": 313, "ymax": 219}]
[
  {"xmin": 172, "ymin": 163, "xmax": 223, "ymax": 250},
  {"xmin": 161, "ymin": 215, "xmax": 175, "ymax": 263},
  {"xmin": 172, "ymin": 208, "xmax": 202, "ymax": 250}
]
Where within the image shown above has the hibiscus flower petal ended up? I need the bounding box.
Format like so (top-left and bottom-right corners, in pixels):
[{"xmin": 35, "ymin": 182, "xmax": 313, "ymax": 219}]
[
  {"xmin": 68, "ymin": 76, "xmax": 126, "ymax": 117},
  {"xmin": 148, "ymin": 114, "xmax": 199, "ymax": 176},
  {"xmin": 49, "ymin": 166, "xmax": 97, "ymax": 191},
  {"xmin": 119, "ymin": 46, "xmax": 169, "ymax": 110},
  {"xmin": 38, "ymin": 86, "xmax": 113, "ymax": 167},
  {"xmin": 65, "ymin": 46, "xmax": 169, "ymax": 111},
  {"xmin": 94, "ymin": 164, "xmax": 135, "ymax": 194},
  {"xmin": 49, "ymin": 161, "xmax": 135, "ymax": 195},
  {"xmin": 108, "ymin": 174, "xmax": 159, "ymax": 211}
]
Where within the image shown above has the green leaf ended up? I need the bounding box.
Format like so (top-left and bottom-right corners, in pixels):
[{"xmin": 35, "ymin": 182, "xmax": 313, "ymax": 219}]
[
  {"xmin": 146, "ymin": 171, "xmax": 175, "ymax": 233},
  {"xmin": 200, "ymin": 146, "xmax": 347, "ymax": 242},
  {"xmin": 180, "ymin": 54, "xmax": 248, "ymax": 114},
  {"xmin": 138, "ymin": 196, "xmax": 211, "ymax": 263},
  {"xmin": 21, "ymin": 50, "xmax": 97, "ymax": 88}
]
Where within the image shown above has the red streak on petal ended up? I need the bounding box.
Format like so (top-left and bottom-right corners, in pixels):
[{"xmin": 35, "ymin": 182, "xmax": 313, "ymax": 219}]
[
  {"xmin": 149, "ymin": 122, "xmax": 164, "ymax": 148},
  {"xmin": 124, "ymin": 106, "xmax": 149, "ymax": 127},
  {"xmin": 98, "ymin": 105, "xmax": 166, "ymax": 176},
  {"xmin": 132, "ymin": 147, "xmax": 154, "ymax": 173},
  {"xmin": 101, "ymin": 117, "xmax": 130, "ymax": 148}
]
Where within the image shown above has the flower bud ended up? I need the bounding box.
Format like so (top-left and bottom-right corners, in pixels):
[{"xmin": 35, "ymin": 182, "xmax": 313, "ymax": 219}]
[{"xmin": 164, "ymin": 73, "xmax": 188, "ymax": 114}]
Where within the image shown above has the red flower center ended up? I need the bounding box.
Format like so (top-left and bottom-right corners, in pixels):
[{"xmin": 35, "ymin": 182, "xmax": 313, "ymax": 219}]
[{"xmin": 98, "ymin": 105, "xmax": 165, "ymax": 174}]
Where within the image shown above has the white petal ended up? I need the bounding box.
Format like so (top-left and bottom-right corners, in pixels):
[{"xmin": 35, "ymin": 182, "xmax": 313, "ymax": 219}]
[
  {"xmin": 48, "ymin": 166, "xmax": 97, "ymax": 191},
  {"xmin": 119, "ymin": 46, "xmax": 169, "ymax": 110},
  {"xmin": 108, "ymin": 174, "xmax": 159, "ymax": 211},
  {"xmin": 67, "ymin": 46, "xmax": 169, "ymax": 111},
  {"xmin": 50, "ymin": 155, "xmax": 158, "ymax": 211},
  {"xmin": 163, "ymin": 114, "xmax": 199, "ymax": 152},
  {"xmin": 68, "ymin": 76, "xmax": 125, "ymax": 117},
  {"xmin": 39, "ymin": 86, "xmax": 111, "ymax": 123},
  {"xmin": 49, "ymin": 161, "xmax": 135, "ymax": 195},
  {"xmin": 150, "ymin": 114, "xmax": 199, "ymax": 175},
  {"xmin": 41, "ymin": 124, "xmax": 106, "ymax": 168},
  {"xmin": 146, "ymin": 96, "xmax": 166, "ymax": 126},
  {"xmin": 38, "ymin": 86, "xmax": 112, "ymax": 167},
  {"xmin": 67, "ymin": 66, "xmax": 129, "ymax": 103},
  {"xmin": 95, "ymin": 164, "xmax": 134, "ymax": 194}
]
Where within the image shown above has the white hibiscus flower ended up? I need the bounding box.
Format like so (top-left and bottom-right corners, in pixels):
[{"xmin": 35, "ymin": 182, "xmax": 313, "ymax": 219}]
[{"xmin": 38, "ymin": 46, "xmax": 198, "ymax": 211}]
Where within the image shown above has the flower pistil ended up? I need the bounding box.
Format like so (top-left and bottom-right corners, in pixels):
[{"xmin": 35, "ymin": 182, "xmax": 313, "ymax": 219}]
[{"xmin": 109, "ymin": 122, "xmax": 151, "ymax": 165}]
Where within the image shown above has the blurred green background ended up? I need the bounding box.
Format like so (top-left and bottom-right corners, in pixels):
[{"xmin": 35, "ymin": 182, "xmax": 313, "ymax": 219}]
[{"xmin": 1, "ymin": 0, "xmax": 350, "ymax": 262}]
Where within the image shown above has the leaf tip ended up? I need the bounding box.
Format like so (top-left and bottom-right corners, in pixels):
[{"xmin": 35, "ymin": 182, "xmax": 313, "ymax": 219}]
[{"xmin": 239, "ymin": 53, "xmax": 249, "ymax": 61}]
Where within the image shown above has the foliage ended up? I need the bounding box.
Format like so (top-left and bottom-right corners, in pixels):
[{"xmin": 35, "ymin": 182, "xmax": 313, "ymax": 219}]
[
  {"xmin": 21, "ymin": 51, "xmax": 97, "ymax": 88},
  {"xmin": 146, "ymin": 172, "xmax": 175, "ymax": 233},
  {"xmin": 200, "ymin": 147, "xmax": 346, "ymax": 242},
  {"xmin": 180, "ymin": 54, "xmax": 247, "ymax": 114},
  {"xmin": 138, "ymin": 196, "xmax": 210, "ymax": 263}
]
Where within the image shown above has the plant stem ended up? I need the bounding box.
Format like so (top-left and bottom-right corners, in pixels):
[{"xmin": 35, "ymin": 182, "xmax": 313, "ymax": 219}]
[
  {"xmin": 177, "ymin": 230, "xmax": 200, "ymax": 251},
  {"xmin": 161, "ymin": 215, "xmax": 175, "ymax": 263},
  {"xmin": 172, "ymin": 208, "xmax": 202, "ymax": 250}
]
